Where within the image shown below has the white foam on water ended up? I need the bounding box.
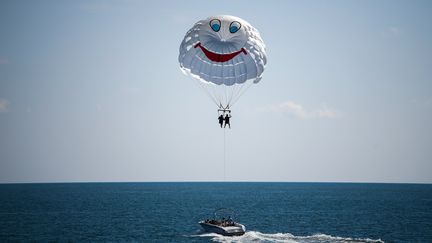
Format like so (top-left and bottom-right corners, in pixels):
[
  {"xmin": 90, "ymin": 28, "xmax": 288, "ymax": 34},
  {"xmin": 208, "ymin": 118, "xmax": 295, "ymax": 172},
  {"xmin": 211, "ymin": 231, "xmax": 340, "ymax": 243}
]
[{"xmin": 191, "ymin": 231, "xmax": 384, "ymax": 243}]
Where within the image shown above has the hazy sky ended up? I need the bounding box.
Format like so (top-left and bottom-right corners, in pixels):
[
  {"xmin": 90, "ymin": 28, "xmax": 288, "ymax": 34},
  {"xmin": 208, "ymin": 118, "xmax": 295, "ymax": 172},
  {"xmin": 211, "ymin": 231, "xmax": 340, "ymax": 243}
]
[{"xmin": 1, "ymin": 0, "xmax": 431, "ymax": 183}]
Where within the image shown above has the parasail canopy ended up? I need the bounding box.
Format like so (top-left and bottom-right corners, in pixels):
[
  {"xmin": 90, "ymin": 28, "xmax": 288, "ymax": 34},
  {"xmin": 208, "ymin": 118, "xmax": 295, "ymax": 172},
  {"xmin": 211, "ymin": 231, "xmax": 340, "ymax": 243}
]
[{"xmin": 179, "ymin": 15, "xmax": 267, "ymax": 110}]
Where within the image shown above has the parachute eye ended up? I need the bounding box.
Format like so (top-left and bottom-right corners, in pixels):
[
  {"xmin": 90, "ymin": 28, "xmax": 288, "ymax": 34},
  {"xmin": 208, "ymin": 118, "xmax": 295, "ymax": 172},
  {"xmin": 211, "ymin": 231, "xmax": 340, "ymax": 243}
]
[
  {"xmin": 209, "ymin": 19, "xmax": 221, "ymax": 32},
  {"xmin": 229, "ymin": 21, "xmax": 241, "ymax": 33}
]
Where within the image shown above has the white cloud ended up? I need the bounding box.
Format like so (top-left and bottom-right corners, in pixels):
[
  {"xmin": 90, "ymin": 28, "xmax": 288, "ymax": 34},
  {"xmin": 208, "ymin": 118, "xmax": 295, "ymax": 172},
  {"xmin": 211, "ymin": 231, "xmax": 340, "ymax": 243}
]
[
  {"xmin": 278, "ymin": 101, "xmax": 308, "ymax": 119},
  {"xmin": 260, "ymin": 101, "xmax": 339, "ymax": 119},
  {"xmin": 0, "ymin": 98, "xmax": 10, "ymax": 113}
]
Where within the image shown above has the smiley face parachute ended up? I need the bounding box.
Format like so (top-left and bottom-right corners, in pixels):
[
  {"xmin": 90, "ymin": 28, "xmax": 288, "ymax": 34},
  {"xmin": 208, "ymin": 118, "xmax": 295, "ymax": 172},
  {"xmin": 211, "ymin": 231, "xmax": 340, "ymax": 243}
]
[{"xmin": 179, "ymin": 15, "xmax": 267, "ymax": 111}]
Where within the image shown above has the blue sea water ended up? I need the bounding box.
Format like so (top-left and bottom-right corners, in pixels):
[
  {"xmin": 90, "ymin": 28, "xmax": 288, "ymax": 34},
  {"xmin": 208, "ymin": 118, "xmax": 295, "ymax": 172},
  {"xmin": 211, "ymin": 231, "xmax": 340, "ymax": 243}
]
[{"xmin": 0, "ymin": 182, "xmax": 431, "ymax": 242}]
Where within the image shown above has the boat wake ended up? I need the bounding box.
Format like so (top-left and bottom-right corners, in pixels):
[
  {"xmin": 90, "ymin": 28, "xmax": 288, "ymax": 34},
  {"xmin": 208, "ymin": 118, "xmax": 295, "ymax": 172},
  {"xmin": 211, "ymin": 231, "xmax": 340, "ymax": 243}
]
[{"xmin": 192, "ymin": 231, "xmax": 384, "ymax": 243}]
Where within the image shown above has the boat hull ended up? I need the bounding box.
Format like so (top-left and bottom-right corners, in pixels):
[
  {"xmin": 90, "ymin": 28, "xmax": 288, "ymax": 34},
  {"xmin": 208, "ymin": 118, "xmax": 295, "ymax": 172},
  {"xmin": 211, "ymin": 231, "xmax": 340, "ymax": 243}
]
[{"xmin": 199, "ymin": 221, "xmax": 245, "ymax": 236}]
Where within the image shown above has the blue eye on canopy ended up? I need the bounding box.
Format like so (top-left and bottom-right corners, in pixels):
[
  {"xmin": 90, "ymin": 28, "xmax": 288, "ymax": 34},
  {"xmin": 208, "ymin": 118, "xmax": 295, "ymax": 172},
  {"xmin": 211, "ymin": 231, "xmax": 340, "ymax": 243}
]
[
  {"xmin": 209, "ymin": 19, "xmax": 221, "ymax": 32},
  {"xmin": 229, "ymin": 21, "xmax": 241, "ymax": 33}
]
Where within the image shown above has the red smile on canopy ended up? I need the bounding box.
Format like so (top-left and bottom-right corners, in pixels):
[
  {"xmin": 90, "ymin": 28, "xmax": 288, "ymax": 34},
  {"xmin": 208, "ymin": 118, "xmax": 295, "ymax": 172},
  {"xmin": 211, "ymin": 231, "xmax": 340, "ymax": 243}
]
[{"xmin": 194, "ymin": 42, "xmax": 247, "ymax": 63}]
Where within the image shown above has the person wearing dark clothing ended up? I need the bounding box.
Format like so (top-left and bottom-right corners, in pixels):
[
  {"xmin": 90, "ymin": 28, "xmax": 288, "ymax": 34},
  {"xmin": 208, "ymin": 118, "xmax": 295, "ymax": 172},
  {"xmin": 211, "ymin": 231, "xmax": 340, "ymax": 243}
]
[
  {"xmin": 218, "ymin": 114, "xmax": 224, "ymax": 128},
  {"xmin": 224, "ymin": 112, "xmax": 231, "ymax": 128}
]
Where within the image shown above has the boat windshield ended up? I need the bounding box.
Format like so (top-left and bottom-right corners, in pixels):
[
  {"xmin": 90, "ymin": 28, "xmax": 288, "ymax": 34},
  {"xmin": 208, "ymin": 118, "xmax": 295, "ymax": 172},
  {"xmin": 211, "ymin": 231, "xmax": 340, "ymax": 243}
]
[{"xmin": 204, "ymin": 208, "xmax": 238, "ymax": 226}]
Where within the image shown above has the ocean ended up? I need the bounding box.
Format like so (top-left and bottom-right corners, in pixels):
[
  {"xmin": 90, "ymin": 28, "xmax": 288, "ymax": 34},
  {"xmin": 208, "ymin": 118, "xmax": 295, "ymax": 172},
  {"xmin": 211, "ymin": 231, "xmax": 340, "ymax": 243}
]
[{"xmin": 0, "ymin": 182, "xmax": 431, "ymax": 242}]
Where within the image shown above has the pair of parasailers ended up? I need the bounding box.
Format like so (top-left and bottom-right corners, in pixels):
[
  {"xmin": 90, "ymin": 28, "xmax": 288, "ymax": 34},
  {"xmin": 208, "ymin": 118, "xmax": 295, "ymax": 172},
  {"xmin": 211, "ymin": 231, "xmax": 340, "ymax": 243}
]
[{"xmin": 218, "ymin": 111, "xmax": 231, "ymax": 128}]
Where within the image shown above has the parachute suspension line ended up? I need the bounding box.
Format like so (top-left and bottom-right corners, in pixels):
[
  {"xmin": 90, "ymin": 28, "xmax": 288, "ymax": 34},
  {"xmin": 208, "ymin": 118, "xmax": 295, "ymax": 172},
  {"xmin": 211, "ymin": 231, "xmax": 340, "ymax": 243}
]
[
  {"xmin": 208, "ymin": 82, "xmax": 229, "ymax": 110},
  {"xmin": 227, "ymin": 82, "xmax": 238, "ymax": 108},
  {"xmin": 226, "ymin": 81, "xmax": 246, "ymax": 108},
  {"xmin": 213, "ymin": 84, "xmax": 224, "ymax": 108},
  {"xmin": 231, "ymin": 49, "xmax": 264, "ymax": 107},
  {"xmin": 197, "ymin": 41, "xmax": 223, "ymax": 108},
  {"xmin": 228, "ymin": 51, "xmax": 254, "ymax": 107},
  {"xmin": 231, "ymin": 81, "xmax": 254, "ymax": 108},
  {"xmin": 227, "ymin": 82, "xmax": 242, "ymax": 107},
  {"xmin": 193, "ymin": 78, "xmax": 219, "ymax": 107},
  {"xmin": 208, "ymin": 82, "xmax": 217, "ymax": 103},
  {"xmin": 187, "ymin": 51, "xmax": 220, "ymax": 107},
  {"xmin": 223, "ymin": 62, "xmax": 228, "ymax": 106},
  {"xmin": 224, "ymin": 81, "xmax": 228, "ymax": 108},
  {"xmin": 227, "ymin": 54, "xmax": 250, "ymax": 107},
  {"xmin": 225, "ymin": 46, "xmax": 241, "ymax": 108}
]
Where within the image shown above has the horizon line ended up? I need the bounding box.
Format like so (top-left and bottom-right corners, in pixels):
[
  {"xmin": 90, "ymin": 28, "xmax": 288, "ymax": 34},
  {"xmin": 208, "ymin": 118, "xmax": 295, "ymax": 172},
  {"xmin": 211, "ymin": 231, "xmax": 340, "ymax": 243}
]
[{"xmin": 1, "ymin": 180, "xmax": 431, "ymax": 185}]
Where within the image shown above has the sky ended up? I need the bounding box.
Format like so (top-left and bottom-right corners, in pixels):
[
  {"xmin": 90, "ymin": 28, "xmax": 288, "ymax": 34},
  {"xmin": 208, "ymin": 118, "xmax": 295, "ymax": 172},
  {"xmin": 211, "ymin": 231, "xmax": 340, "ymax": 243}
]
[{"xmin": 0, "ymin": 0, "xmax": 431, "ymax": 183}]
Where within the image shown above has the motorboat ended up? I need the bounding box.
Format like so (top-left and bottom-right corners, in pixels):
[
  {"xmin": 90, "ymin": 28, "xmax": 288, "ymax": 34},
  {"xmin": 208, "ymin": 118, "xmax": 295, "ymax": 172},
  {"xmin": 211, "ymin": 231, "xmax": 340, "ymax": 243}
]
[{"xmin": 199, "ymin": 208, "xmax": 246, "ymax": 236}]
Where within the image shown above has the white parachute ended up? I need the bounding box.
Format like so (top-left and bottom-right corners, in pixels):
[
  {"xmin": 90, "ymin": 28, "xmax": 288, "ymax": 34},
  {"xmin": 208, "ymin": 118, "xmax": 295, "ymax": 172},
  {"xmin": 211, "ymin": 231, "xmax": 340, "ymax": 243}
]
[{"xmin": 179, "ymin": 15, "xmax": 267, "ymax": 110}]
